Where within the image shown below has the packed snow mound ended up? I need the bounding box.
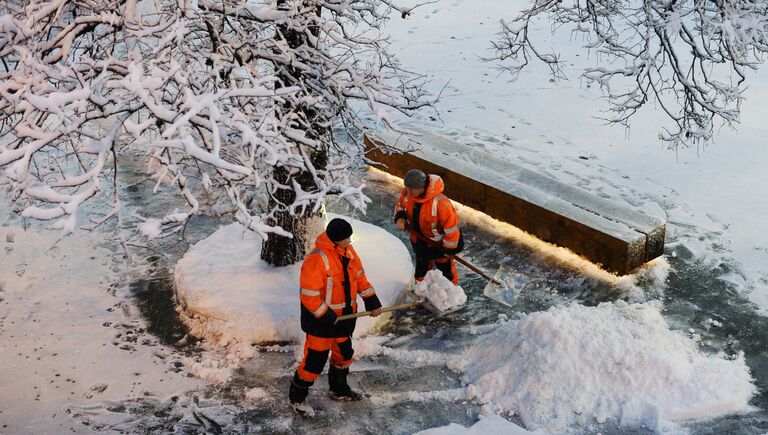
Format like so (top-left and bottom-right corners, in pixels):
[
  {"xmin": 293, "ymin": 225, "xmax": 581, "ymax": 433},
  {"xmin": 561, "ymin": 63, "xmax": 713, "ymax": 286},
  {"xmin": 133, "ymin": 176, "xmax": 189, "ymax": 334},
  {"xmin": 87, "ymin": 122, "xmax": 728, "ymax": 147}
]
[
  {"xmin": 174, "ymin": 214, "xmax": 412, "ymax": 347},
  {"xmin": 453, "ymin": 301, "xmax": 756, "ymax": 432},
  {"xmin": 414, "ymin": 414, "xmax": 543, "ymax": 434},
  {"xmin": 414, "ymin": 269, "xmax": 467, "ymax": 312}
]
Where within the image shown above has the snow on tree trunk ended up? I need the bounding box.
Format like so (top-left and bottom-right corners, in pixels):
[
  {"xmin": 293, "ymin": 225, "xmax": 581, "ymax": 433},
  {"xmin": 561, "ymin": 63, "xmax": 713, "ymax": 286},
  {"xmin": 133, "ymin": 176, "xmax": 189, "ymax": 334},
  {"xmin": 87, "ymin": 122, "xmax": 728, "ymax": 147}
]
[{"xmin": 260, "ymin": 0, "xmax": 327, "ymax": 267}]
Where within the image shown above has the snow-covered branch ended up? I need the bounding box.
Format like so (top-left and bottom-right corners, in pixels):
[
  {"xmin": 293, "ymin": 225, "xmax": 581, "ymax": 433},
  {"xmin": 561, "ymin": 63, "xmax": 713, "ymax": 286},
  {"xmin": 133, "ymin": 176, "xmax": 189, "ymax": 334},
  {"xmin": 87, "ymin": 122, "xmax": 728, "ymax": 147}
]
[
  {"xmin": 495, "ymin": 0, "xmax": 768, "ymax": 148},
  {"xmin": 0, "ymin": 0, "xmax": 429, "ymax": 253}
]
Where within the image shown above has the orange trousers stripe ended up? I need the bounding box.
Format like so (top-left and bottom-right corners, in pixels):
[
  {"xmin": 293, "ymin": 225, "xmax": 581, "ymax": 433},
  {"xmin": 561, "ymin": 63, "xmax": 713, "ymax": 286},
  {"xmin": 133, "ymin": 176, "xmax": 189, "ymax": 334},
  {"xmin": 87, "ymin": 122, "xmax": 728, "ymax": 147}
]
[{"xmin": 297, "ymin": 335, "xmax": 354, "ymax": 382}]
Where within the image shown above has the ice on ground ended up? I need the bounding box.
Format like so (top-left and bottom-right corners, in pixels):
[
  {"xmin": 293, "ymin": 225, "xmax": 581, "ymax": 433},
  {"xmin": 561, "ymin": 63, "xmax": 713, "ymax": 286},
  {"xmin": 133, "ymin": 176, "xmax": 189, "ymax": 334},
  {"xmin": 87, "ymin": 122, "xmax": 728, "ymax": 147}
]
[
  {"xmin": 0, "ymin": 224, "xmax": 201, "ymax": 434},
  {"xmin": 452, "ymin": 301, "xmax": 756, "ymax": 432},
  {"xmin": 174, "ymin": 213, "xmax": 412, "ymax": 349},
  {"xmin": 414, "ymin": 269, "xmax": 467, "ymax": 312},
  {"xmin": 414, "ymin": 413, "xmax": 542, "ymax": 435}
]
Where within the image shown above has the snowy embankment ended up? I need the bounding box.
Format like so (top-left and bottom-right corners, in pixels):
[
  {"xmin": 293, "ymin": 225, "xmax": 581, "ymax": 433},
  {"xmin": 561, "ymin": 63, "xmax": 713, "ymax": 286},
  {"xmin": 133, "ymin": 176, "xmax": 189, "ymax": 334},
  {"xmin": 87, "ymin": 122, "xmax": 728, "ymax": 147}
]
[
  {"xmin": 451, "ymin": 301, "xmax": 756, "ymax": 432},
  {"xmin": 174, "ymin": 214, "xmax": 412, "ymax": 349}
]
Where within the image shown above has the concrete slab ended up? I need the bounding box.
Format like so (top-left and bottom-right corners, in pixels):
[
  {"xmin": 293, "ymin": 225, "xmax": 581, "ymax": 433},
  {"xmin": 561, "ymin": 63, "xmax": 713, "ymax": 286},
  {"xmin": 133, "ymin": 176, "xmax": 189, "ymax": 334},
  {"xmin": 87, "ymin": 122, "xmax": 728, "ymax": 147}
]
[{"xmin": 364, "ymin": 129, "xmax": 665, "ymax": 275}]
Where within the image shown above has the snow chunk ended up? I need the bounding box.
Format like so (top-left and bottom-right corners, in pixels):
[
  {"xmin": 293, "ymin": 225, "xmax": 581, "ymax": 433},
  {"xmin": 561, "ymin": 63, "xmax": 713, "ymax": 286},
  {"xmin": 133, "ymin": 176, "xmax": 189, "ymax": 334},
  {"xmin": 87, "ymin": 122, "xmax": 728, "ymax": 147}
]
[
  {"xmin": 174, "ymin": 214, "xmax": 412, "ymax": 347},
  {"xmin": 455, "ymin": 301, "xmax": 756, "ymax": 432},
  {"xmin": 413, "ymin": 269, "xmax": 467, "ymax": 312},
  {"xmin": 244, "ymin": 387, "xmax": 270, "ymax": 401},
  {"xmin": 182, "ymin": 354, "xmax": 233, "ymax": 384},
  {"xmin": 137, "ymin": 218, "xmax": 162, "ymax": 239},
  {"xmin": 415, "ymin": 414, "xmax": 541, "ymax": 435}
]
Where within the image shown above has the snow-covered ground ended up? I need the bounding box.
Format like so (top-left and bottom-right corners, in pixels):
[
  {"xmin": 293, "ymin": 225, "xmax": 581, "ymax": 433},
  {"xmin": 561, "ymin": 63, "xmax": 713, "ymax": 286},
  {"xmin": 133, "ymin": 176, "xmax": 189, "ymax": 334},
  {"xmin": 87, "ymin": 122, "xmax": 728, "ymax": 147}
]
[
  {"xmin": 415, "ymin": 413, "xmax": 543, "ymax": 435},
  {"xmin": 3, "ymin": 0, "xmax": 768, "ymax": 433},
  {"xmin": 0, "ymin": 213, "xmax": 202, "ymax": 434},
  {"xmin": 384, "ymin": 0, "xmax": 768, "ymax": 311}
]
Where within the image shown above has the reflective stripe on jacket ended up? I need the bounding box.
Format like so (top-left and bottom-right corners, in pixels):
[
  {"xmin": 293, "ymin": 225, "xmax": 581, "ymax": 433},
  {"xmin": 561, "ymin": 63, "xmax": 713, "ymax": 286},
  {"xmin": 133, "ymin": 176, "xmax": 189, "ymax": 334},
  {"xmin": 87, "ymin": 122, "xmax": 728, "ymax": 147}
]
[
  {"xmin": 299, "ymin": 231, "xmax": 382, "ymax": 337},
  {"xmin": 394, "ymin": 174, "xmax": 461, "ymax": 250}
]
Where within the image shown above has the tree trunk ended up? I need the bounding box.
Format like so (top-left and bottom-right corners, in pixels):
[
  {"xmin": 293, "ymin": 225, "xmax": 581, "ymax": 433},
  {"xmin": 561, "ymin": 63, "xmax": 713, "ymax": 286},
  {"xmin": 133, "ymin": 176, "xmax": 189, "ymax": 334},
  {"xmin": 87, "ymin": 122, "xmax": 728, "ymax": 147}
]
[{"xmin": 261, "ymin": 0, "xmax": 328, "ymax": 267}]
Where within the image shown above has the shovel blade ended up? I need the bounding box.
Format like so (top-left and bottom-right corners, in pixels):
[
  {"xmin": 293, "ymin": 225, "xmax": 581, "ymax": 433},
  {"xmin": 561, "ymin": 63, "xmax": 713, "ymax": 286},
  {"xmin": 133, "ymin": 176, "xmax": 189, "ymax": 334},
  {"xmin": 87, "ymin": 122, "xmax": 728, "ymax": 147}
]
[{"xmin": 483, "ymin": 266, "xmax": 529, "ymax": 308}]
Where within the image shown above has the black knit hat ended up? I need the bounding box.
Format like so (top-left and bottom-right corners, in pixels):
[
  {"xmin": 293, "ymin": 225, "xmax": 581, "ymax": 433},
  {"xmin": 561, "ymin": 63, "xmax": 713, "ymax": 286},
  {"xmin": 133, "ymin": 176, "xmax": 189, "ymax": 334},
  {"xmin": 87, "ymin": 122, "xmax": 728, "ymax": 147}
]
[
  {"xmin": 404, "ymin": 169, "xmax": 427, "ymax": 189},
  {"xmin": 326, "ymin": 218, "xmax": 353, "ymax": 242}
]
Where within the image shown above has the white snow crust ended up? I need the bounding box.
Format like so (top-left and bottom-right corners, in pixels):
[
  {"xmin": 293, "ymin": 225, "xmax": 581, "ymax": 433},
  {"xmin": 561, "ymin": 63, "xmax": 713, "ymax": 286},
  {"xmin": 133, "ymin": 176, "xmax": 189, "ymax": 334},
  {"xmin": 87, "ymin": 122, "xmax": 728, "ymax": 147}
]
[
  {"xmin": 452, "ymin": 301, "xmax": 756, "ymax": 432},
  {"xmin": 415, "ymin": 413, "xmax": 542, "ymax": 435},
  {"xmin": 174, "ymin": 214, "xmax": 412, "ymax": 348},
  {"xmin": 414, "ymin": 269, "xmax": 467, "ymax": 312}
]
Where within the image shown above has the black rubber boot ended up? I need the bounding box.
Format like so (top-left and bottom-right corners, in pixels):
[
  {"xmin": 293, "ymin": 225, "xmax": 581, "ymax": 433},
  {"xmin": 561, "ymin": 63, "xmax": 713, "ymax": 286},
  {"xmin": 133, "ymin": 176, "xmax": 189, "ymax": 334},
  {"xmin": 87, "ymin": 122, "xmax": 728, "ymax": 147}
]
[
  {"xmin": 289, "ymin": 372, "xmax": 315, "ymax": 416},
  {"xmin": 328, "ymin": 366, "xmax": 363, "ymax": 401}
]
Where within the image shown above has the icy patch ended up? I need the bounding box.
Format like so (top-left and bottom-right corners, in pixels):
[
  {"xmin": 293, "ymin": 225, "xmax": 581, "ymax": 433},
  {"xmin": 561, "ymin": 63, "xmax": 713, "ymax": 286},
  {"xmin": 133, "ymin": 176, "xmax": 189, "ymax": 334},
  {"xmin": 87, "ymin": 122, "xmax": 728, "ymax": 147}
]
[
  {"xmin": 355, "ymin": 335, "xmax": 451, "ymax": 367},
  {"xmin": 415, "ymin": 413, "xmax": 542, "ymax": 435},
  {"xmin": 414, "ymin": 270, "xmax": 467, "ymax": 312},
  {"xmin": 453, "ymin": 301, "xmax": 756, "ymax": 432},
  {"xmin": 174, "ymin": 214, "xmax": 412, "ymax": 349},
  {"xmin": 370, "ymin": 388, "xmax": 467, "ymax": 407}
]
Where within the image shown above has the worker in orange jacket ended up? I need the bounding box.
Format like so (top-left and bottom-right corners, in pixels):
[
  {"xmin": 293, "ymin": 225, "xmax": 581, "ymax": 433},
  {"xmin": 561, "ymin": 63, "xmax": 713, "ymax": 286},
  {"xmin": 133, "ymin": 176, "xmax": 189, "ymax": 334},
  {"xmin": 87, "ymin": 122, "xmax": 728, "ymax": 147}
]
[
  {"xmin": 394, "ymin": 169, "xmax": 464, "ymax": 285},
  {"xmin": 288, "ymin": 218, "xmax": 383, "ymax": 416}
]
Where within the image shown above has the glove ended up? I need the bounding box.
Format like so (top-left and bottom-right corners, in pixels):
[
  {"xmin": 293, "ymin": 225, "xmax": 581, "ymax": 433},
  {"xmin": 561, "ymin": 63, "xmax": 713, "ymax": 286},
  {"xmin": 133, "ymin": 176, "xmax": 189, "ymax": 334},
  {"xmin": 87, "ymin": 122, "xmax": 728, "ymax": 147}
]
[
  {"xmin": 396, "ymin": 218, "xmax": 406, "ymax": 231},
  {"xmin": 427, "ymin": 246, "xmax": 447, "ymax": 260},
  {"xmin": 319, "ymin": 308, "xmax": 338, "ymax": 326}
]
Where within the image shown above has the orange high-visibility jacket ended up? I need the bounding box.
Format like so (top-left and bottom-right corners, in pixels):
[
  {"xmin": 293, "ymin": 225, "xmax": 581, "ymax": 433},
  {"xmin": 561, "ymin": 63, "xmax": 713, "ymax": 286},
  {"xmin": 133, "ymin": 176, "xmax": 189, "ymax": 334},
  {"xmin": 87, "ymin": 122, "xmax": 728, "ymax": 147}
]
[
  {"xmin": 394, "ymin": 175, "xmax": 461, "ymax": 251},
  {"xmin": 299, "ymin": 232, "xmax": 382, "ymax": 337}
]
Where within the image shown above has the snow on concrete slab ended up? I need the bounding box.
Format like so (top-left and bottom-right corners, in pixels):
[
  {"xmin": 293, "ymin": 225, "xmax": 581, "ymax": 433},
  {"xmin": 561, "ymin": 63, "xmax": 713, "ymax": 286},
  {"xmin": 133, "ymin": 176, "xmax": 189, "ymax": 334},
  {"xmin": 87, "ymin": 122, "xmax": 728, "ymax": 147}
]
[
  {"xmin": 174, "ymin": 214, "xmax": 412, "ymax": 348},
  {"xmin": 414, "ymin": 269, "xmax": 467, "ymax": 312},
  {"xmin": 450, "ymin": 301, "xmax": 756, "ymax": 432},
  {"xmin": 414, "ymin": 413, "xmax": 543, "ymax": 435}
]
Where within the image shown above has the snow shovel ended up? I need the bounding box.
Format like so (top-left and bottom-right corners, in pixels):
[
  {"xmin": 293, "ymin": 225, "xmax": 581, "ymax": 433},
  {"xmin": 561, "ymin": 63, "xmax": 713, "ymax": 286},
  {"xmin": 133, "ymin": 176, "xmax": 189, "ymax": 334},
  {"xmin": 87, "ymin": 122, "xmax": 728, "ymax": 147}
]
[
  {"xmin": 481, "ymin": 265, "xmax": 530, "ymax": 308},
  {"xmin": 334, "ymin": 279, "xmax": 458, "ymax": 322}
]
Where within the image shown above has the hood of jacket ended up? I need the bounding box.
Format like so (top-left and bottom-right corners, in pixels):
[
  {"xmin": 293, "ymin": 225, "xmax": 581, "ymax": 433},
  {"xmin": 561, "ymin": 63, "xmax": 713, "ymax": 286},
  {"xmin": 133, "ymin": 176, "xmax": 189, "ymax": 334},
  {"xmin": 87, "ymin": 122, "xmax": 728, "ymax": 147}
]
[
  {"xmin": 314, "ymin": 231, "xmax": 350, "ymax": 257},
  {"xmin": 409, "ymin": 174, "xmax": 445, "ymax": 204}
]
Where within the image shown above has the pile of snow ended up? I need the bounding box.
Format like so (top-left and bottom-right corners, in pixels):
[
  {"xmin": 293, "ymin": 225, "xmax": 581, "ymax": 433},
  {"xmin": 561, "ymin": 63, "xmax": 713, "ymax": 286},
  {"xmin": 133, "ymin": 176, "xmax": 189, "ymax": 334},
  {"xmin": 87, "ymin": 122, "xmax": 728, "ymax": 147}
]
[
  {"xmin": 174, "ymin": 214, "xmax": 412, "ymax": 348},
  {"xmin": 415, "ymin": 414, "xmax": 543, "ymax": 435},
  {"xmin": 414, "ymin": 269, "xmax": 467, "ymax": 312},
  {"xmin": 452, "ymin": 301, "xmax": 756, "ymax": 432}
]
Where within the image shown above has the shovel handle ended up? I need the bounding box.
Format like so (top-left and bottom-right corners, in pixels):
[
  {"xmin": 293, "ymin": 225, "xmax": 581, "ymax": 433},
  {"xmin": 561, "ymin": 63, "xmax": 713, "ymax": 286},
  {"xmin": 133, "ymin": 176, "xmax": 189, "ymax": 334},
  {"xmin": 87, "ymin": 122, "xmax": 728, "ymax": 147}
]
[
  {"xmin": 335, "ymin": 302, "xmax": 420, "ymax": 322},
  {"xmin": 452, "ymin": 255, "xmax": 503, "ymax": 286}
]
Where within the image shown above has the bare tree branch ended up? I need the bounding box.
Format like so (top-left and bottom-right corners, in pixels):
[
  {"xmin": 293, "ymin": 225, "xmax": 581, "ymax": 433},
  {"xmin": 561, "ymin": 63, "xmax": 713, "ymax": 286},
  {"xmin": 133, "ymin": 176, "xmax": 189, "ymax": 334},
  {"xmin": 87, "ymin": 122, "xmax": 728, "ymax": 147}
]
[{"xmin": 494, "ymin": 0, "xmax": 768, "ymax": 149}]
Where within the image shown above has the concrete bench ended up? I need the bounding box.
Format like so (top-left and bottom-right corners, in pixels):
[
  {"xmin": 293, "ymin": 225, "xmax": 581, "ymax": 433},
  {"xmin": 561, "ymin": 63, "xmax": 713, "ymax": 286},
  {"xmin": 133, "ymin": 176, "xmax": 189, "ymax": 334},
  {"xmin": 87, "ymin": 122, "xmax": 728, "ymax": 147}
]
[{"xmin": 364, "ymin": 129, "xmax": 665, "ymax": 275}]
